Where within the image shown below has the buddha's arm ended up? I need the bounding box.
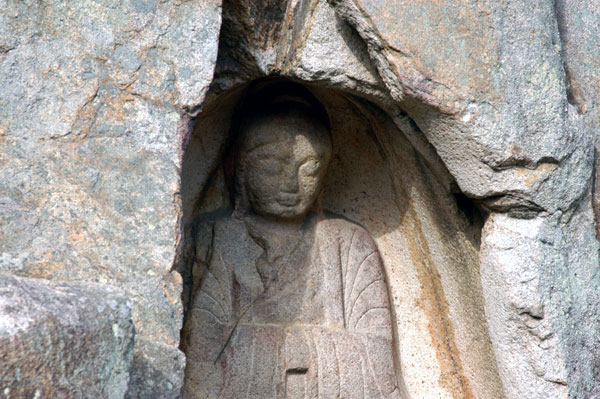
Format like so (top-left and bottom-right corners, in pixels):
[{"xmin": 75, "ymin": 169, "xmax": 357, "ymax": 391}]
[
  {"xmin": 186, "ymin": 241, "xmax": 235, "ymax": 356},
  {"xmin": 182, "ymin": 240, "xmax": 235, "ymax": 399},
  {"xmin": 341, "ymin": 228, "xmax": 393, "ymax": 335},
  {"xmin": 340, "ymin": 228, "xmax": 401, "ymax": 398},
  {"xmin": 191, "ymin": 220, "xmax": 215, "ymax": 293}
]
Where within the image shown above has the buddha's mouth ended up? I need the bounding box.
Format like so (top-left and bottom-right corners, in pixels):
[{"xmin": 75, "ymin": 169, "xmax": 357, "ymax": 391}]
[{"xmin": 277, "ymin": 195, "xmax": 300, "ymax": 206}]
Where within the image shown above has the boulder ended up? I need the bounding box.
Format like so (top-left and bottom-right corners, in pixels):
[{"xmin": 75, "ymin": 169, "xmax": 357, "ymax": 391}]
[{"xmin": 0, "ymin": 274, "xmax": 134, "ymax": 399}]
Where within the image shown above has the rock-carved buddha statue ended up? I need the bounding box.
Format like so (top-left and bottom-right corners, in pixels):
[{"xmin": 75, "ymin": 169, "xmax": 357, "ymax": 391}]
[{"xmin": 182, "ymin": 82, "xmax": 402, "ymax": 399}]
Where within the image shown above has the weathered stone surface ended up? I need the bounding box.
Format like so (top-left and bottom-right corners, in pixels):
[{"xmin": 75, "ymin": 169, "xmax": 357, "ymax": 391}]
[
  {"xmin": 551, "ymin": 5, "xmax": 600, "ymax": 394},
  {"xmin": 551, "ymin": 5, "xmax": 600, "ymax": 396},
  {"xmin": 290, "ymin": 0, "xmax": 387, "ymax": 100},
  {"xmin": 2, "ymin": 0, "xmax": 599, "ymax": 397},
  {"xmin": 0, "ymin": 274, "xmax": 134, "ymax": 399},
  {"xmin": 125, "ymin": 337, "xmax": 186, "ymax": 399},
  {"xmin": 480, "ymin": 215, "xmax": 568, "ymax": 398},
  {"xmin": 555, "ymin": 0, "xmax": 600, "ymax": 131},
  {"xmin": 0, "ymin": 1, "xmax": 221, "ymax": 397},
  {"xmin": 555, "ymin": 0, "xmax": 600, "ymax": 238},
  {"xmin": 329, "ymin": 0, "xmax": 592, "ymax": 215}
]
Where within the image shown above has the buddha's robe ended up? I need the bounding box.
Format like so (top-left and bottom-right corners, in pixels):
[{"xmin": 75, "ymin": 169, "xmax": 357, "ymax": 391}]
[{"xmin": 183, "ymin": 211, "xmax": 401, "ymax": 399}]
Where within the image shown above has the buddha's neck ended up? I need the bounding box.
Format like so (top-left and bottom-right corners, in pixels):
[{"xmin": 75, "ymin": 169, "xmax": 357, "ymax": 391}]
[{"xmin": 242, "ymin": 212, "xmax": 312, "ymax": 262}]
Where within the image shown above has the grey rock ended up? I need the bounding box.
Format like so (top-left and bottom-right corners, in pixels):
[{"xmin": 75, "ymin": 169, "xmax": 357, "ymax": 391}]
[
  {"xmin": 0, "ymin": 274, "xmax": 134, "ymax": 399},
  {"xmin": 290, "ymin": 1, "xmax": 387, "ymax": 101},
  {"xmin": 555, "ymin": 0, "xmax": 600, "ymax": 133},
  {"xmin": 480, "ymin": 215, "xmax": 568, "ymax": 399},
  {"xmin": 0, "ymin": 1, "xmax": 221, "ymax": 397},
  {"xmin": 538, "ymin": 195, "xmax": 600, "ymax": 399},
  {"xmin": 550, "ymin": 5, "xmax": 600, "ymax": 395},
  {"xmin": 1, "ymin": 0, "xmax": 599, "ymax": 397},
  {"xmin": 328, "ymin": 0, "xmax": 592, "ymax": 215},
  {"xmin": 125, "ymin": 337, "xmax": 186, "ymax": 399}
]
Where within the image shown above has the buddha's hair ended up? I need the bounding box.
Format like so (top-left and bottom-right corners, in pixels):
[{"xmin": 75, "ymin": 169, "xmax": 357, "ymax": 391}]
[{"xmin": 236, "ymin": 80, "xmax": 331, "ymax": 138}]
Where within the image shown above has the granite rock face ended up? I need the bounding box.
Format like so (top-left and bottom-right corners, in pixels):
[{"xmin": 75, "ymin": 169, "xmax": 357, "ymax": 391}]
[
  {"xmin": 1, "ymin": 0, "xmax": 599, "ymax": 398},
  {"xmin": 0, "ymin": 274, "xmax": 134, "ymax": 399},
  {"xmin": 124, "ymin": 337, "xmax": 186, "ymax": 399},
  {"xmin": 0, "ymin": 0, "xmax": 221, "ymax": 397},
  {"xmin": 554, "ymin": 3, "xmax": 600, "ymax": 397},
  {"xmin": 555, "ymin": 0, "xmax": 600, "ymax": 243}
]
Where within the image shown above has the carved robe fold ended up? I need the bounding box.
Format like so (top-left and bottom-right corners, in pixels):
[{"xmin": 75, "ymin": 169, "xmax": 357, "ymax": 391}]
[{"xmin": 182, "ymin": 211, "xmax": 401, "ymax": 399}]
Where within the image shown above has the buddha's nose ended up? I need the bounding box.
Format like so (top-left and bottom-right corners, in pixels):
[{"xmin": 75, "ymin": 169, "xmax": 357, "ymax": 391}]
[{"xmin": 281, "ymin": 164, "xmax": 299, "ymax": 193}]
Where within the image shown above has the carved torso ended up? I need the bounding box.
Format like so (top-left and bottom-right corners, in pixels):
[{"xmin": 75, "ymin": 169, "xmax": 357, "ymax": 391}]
[{"xmin": 182, "ymin": 211, "xmax": 400, "ymax": 399}]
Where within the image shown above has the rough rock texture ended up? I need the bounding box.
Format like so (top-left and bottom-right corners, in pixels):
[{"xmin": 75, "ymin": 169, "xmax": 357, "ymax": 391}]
[
  {"xmin": 1, "ymin": 0, "xmax": 599, "ymax": 398},
  {"xmin": 0, "ymin": 1, "xmax": 221, "ymax": 397},
  {"xmin": 555, "ymin": 0, "xmax": 600, "ymax": 243},
  {"xmin": 0, "ymin": 274, "xmax": 134, "ymax": 399},
  {"xmin": 555, "ymin": 0, "xmax": 600, "ymax": 130},
  {"xmin": 125, "ymin": 337, "xmax": 186, "ymax": 399},
  {"xmin": 553, "ymin": 4, "xmax": 600, "ymax": 397},
  {"xmin": 481, "ymin": 216, "xmax": 568, "ymax": 398},
  {"xmin": 330, "ymin": 0, "xmax": 592, "ymax": 215}
]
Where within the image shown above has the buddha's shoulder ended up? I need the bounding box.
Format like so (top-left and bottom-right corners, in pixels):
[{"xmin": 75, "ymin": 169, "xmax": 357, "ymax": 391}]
[
  {"xmin": 193, "ymin": 208, "xmax": 245, "ymax": 227},
  {"xmin": 193, "ymin": 209, "xmax": 262, "ymax": 262},
  {"xmin": 192, "ymin": 208, "xmax": 248, "ymax": 238},
  {"xmin": 318, "ymin": 211, "xmax": 369, "ymax": 232},
  {"xmin": 318, "ymin": 211, "xmax": 377, "ymax": 246}
]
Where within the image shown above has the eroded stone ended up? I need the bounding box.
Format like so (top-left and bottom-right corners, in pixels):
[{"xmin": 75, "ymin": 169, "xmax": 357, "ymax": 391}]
[
  {"xmin": 0, "ymin": 1, "xmax": 222, "ymax": 397},
  {"xmin": 0, "ymin": 274, "xmax": 134, "ymax": 399}
]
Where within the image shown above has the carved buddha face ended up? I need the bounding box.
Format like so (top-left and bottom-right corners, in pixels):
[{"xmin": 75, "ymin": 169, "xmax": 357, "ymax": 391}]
[{"xmin": 237, "ymin": 111, "xmax": 332, "ymax": 220}]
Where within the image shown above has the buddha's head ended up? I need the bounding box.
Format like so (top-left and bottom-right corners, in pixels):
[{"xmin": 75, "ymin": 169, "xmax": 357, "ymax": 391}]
[{"xmin": 232, "ymin": 83, "xmax": 332, "ymax": 221}]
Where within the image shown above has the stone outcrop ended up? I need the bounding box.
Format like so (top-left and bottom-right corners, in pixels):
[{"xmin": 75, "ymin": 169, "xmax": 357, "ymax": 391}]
[
  {"xmin": 0, "ymin": 274, "xmax": 134, "ymax": 399},
  {"xmin": 0, "ymin": 1, "xmax": 221, "ymax": 396},
  {"xmin": 1, "ymin": 0, "xmax": 598, "ymax": 398}
]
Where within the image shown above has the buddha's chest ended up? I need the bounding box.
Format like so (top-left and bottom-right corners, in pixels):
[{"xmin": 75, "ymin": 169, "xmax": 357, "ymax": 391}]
[
  {"xmin": 207, "ymin": 217, "xmax": 347, "ymax": 329},
  {"xmin": 243, "ymin": 256, "xmax": 345, "ymax": 328}
]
